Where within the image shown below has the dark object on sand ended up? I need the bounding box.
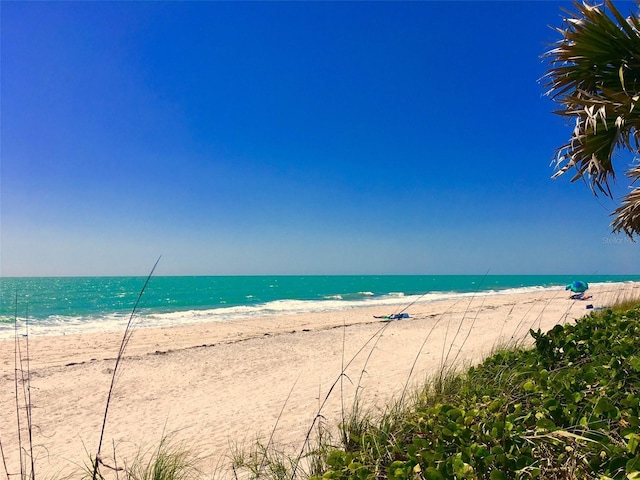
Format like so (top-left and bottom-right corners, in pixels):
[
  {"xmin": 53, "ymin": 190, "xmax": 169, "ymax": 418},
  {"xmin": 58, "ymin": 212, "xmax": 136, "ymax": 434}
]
[
  {"xmin": 374, "ymin": 312, "xmax": 410, "ymax": 321},
  {"xmin": 570, "ymin": 292, "xmax": 593, "ymax": 300}
]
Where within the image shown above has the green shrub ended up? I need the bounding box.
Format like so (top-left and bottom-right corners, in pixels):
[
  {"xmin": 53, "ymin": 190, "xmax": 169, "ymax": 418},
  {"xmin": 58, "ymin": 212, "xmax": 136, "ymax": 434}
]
[{"xmin": 310, "ymin": 303, "xmax": 640, "ymax": 480}]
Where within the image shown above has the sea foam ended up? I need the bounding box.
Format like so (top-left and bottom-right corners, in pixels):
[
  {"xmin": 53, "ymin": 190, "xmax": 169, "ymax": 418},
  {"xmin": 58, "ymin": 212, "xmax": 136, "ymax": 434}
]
[{"xmin": 0, "ymin": 284, "xmax": 570, "ymax": 340}]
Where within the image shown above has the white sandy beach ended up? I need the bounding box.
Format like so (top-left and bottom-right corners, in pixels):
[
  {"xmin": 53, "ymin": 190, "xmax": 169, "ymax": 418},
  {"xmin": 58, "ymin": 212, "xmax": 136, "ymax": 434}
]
[{"xmin": 1, "ymin": 282, "xmax": 639, "ymax": 478}]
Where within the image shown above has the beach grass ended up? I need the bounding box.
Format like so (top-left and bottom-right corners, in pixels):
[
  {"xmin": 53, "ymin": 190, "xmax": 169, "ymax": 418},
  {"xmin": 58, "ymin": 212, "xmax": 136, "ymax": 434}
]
[
  {"xmin": 227, "ymin": 296, "xmax": 640, "ymax": 480},
  {"xmin": 123, "ymin": 436, "xmax": 200, "ymax": 480},
  {"xmin": 297, "ymin": 299, "xmax": 640, "ymax": 480}
]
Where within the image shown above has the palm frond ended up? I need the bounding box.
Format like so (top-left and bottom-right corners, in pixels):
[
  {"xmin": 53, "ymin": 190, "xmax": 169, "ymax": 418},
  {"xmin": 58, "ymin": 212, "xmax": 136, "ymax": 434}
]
[
  {"xmin": 543, "ymin": 0, "xmax": 640, "ymax": 237},
  {"xmin": 611, "ymin": 163, "xmax": 640, "ymax": 237}
]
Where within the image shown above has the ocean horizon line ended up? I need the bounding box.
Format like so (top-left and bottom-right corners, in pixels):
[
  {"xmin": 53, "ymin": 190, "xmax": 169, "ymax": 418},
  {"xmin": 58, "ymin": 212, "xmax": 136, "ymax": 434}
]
[{"xmin": 1, "ymin": 273, "xmax": 637, "ymax": 278}]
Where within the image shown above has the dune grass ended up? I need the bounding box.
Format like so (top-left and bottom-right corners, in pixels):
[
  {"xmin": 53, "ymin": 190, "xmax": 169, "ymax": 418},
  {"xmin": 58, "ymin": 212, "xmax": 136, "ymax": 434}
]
[
  {"xmin": 299, "ymin": 300, "xmax": 640, "ymax": 480},
  {"xmin": 229, "ymin": 291, "xmax": 640, "ymax": 480},
  {"xmin": 2, "ymin": 281, "xmax": 640, "ymax": 480},
  {"xmin": 122, "ymin": 436, "xmax": 200, "ymax": 480}
]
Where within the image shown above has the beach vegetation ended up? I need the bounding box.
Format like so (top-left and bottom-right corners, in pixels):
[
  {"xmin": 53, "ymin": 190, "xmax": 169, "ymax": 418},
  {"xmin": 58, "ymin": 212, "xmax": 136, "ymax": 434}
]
[
  {"xmin": 124, "ymin": 437, "xmax": 200, "ymax": 480},
  {"xmin": 5, "ymin": 294, "xmax": 37, "ymax": 480},
  {"xmin": 79, "ymin": 436, "xmax": 201, "ymax": 480},
  {"xmin": 543, "ymin": 0, "xmax": 640, "ymax": 238},
  {"xmin": 303, "ymin": 300, "xmax": 640, "ymax": 480}
]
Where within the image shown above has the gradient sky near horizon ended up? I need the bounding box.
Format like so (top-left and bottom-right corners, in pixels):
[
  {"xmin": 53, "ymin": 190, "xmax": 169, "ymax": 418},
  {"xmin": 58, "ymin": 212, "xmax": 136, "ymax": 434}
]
[{"xmin": 2, "ymin": 0, "xmax": 639, "ymax": 277}]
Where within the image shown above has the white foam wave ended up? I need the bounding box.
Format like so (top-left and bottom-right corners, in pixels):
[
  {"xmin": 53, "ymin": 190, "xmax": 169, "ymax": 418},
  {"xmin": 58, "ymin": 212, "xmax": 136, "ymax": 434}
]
[
  {"xmin": 0, "ymin": 313, "xmax": 132, "ymax": 339},
  {"xmin": 1, "ymin": 282, "xmax": 629, "ymax": 340}
]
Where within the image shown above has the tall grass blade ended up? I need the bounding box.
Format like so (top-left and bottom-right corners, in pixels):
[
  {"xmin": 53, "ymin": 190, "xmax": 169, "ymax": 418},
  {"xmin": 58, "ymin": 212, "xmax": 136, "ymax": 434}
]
[
  {"xmin": 0, "ymin": 438, "xmax": 9, "ymax": 480},
  {"xmin": 22, "ymin": 308, "xmax": 35, "ymax": 480},
  {"xmin": 13, "ymin": 293, "xmax": 26, "ymax": 480},
  {"xmin": 290, "ymin": 320, "xmax": 393, "ymax": 480},
  {"xmin": 92, "ymin": 256, "xmax": 161, "ymax": 480},
  {"xmin": 256, "ymin": 373, "xmax": 301, "ymax": 478}
]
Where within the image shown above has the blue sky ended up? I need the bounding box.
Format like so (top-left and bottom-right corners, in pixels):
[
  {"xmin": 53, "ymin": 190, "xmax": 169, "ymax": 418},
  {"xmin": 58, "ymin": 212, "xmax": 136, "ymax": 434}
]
[{"xmin": 1, "ymin": 1, "xmax": 638, "ymax": 276}]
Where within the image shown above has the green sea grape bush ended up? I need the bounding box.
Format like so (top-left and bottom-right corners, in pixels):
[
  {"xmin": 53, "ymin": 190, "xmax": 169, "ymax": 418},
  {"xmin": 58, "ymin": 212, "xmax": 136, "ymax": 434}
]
[{"xmin": 310, "ymin": 302, "xmax": 640, "ymax": 480}]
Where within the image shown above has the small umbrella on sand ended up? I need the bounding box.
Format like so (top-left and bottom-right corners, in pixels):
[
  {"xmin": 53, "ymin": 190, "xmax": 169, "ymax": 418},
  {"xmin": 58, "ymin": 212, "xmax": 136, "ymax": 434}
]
[{"xmin": 566, "ymin": 281, "xmax": 589, "ymax": 293}]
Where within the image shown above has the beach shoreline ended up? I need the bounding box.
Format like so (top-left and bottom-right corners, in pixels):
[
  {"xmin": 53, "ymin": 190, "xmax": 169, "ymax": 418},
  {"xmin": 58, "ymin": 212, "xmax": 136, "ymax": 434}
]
[{"xmin": 1, "ymin": 282, "xmax": 638, "ymax": 478}]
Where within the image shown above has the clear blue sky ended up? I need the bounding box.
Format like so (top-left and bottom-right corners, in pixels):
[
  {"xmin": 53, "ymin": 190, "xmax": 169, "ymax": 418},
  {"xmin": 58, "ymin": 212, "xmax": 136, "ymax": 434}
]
[{"xmin": 1, "ymin": 1, "xmax": 638, "ymax": 276}]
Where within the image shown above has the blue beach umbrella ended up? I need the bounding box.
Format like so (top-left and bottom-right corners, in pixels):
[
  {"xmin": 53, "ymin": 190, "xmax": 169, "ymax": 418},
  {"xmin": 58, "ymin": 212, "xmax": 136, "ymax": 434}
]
[{"xmin": 566, "ymin": 281, "xmax": 589, "ymax": 293}]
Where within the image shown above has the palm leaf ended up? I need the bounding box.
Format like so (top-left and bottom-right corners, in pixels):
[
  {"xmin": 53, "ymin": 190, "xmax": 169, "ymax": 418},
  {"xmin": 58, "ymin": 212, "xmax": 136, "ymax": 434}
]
[
  {"xmin": 612, "ymin": 163, "xmax": 640, "ymax": 236},
  {"xmin": 543, "ymin": 0, "xmax": 640, "ymax": 237}
]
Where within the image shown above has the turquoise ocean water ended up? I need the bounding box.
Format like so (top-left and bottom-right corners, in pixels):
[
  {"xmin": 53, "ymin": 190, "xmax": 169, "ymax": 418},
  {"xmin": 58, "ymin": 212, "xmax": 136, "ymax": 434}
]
[{"xmin": 1, "ymin": 275, "xmax": 639, "ymax": 339}]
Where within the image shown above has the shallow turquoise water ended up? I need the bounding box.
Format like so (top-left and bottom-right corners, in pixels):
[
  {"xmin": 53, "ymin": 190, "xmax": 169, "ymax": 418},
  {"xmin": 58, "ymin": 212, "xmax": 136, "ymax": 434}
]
[{"xmin": 1, "ymin": 275, "xmax": 638, "ymax": 336}]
